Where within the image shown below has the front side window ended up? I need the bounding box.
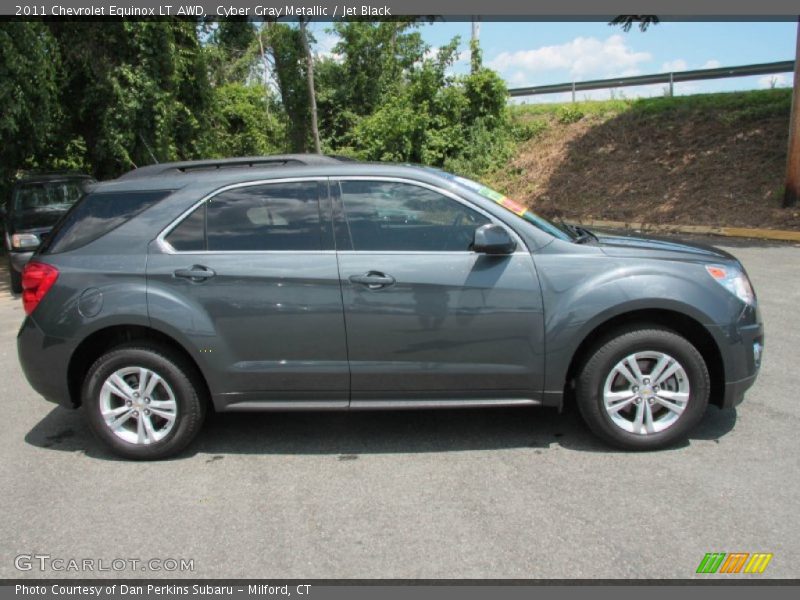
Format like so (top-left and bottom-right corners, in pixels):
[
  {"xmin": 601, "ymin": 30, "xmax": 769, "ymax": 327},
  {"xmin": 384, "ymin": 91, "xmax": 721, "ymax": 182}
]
[
  {"xmin": 166, "ymin": 182, "xmax": 322, "ymax": 252},
  {"xmin": 338, "ymin": 180, "xmax": 490, "ymax": 252}
]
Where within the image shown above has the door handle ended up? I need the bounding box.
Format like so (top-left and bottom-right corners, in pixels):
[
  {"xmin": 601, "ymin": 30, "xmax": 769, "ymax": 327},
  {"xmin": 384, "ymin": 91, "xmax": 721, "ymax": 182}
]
[
  {"xmin": 349, "ymin": 271, "xmax": 396, "ymax": 290},
  {"xmin": 174, "ymin": 265, "xmax": 216, "ymax": 281}
]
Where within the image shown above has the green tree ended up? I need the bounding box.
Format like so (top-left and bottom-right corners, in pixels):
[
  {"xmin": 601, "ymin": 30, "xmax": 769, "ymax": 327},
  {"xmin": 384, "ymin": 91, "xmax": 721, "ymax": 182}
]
[
  {"xmin": 206, "ymin": 83, "xmax": 286, "ymax": 157},
  {"xmin": 0, "ymin": 22, "xmax": 60, "ymax": 193},
  {"xmin": 207, "ymin": 18, "xmax": 257, "ymax": 85},
  {"xmin": 609, "ymin": 15, "xmax": 660, "ymax": 32},
  {"xmin": 262, "ymin": 22, "xmax": 312, "ymax": 152},
  {"xmin": 47, "ymin": 21, "xmax": 213, "ymax": 178}
]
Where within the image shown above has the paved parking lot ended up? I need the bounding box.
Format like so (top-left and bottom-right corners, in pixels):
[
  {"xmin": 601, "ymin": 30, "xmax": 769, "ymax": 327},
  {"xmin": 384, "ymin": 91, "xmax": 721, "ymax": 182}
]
[{"xmin": 0, "ymin": 237, "xmax": 798, "ymax": 579}]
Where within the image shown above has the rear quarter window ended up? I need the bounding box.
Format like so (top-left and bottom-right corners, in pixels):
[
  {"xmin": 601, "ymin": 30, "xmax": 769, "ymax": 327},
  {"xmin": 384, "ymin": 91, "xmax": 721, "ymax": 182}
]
[{"xmin": 40, "ymin": 190, "xmax": 172, "ymax": 254}]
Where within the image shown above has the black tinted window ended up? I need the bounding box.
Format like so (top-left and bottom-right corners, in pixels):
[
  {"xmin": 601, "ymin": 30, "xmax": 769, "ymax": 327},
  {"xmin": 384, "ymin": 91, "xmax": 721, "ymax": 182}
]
[
  {"xmin": 206, "ymin": 182, "xmax": 321, "ymax": 251},
  {"xmin": 339, "ymin": 181, "xmax": 490, "ymax": 251},
  {"xmin": 13, "ymin": 180, "xmax": 89, "ymax": 212},
  {"xmin": 166, "ymin": 204, "xmax": 205, "ymax": 251},
  {"xmin": 41, "ymin": 190, "xmax": 170, "ymax": 254}
]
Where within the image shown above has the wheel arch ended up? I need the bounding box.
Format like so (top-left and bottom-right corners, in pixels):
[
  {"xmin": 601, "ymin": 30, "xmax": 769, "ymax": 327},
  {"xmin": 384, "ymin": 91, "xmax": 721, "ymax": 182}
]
[
  {"xmin": 563, "ymin": 308, "xmax": 725, "ymax": 409},
  {"xmin": 66, "ymin": 324, "xmax": 212, "ymax": 410}
]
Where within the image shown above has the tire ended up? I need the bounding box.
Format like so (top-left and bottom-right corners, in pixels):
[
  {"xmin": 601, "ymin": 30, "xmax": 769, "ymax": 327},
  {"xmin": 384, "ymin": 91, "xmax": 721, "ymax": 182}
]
[
  {"xmin": 575, "ymin": 327, "xmax": 710, "ymax": 450},
  {"xmin": 9, "ymin": 259, "xmax": 22, "ymax": 294},
  {"xmin": 82, "ymin": 344, "xmax": 206, "ymax": 460}
]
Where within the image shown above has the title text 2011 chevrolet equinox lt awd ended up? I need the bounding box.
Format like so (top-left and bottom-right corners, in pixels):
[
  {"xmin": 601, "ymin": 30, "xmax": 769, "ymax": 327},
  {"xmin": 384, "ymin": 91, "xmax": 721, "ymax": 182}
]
[{"xmin": 16, "ymin": 155, "xmax": 764, "ymax": 459}]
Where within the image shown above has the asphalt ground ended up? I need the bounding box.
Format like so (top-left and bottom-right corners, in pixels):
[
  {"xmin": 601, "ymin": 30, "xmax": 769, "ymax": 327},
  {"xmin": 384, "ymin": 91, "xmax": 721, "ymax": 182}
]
[{"xmin": 0, "ymin": 236, "xmax": 798, "ymax": 579}]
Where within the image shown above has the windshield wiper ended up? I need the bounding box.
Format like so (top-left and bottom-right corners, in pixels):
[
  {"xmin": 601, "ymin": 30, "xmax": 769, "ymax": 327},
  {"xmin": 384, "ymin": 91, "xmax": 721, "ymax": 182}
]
[
  {"xmin": 572, "ymin": 225, "xmax": 599, "ymax": 244},
  {"xmin": 558, "ymin": 219, "xmax": 598, "ymax": 244}
]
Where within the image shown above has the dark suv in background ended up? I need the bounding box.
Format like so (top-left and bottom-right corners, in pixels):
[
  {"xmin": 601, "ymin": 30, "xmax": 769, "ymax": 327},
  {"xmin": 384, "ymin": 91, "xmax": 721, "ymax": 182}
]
[
  {"xmin": 15, "ymin": 156, "xmax": 763, "ymax": 459},
  {"xmin": 2, "ymin": 173, "xmax": 94, "ymax": 293}
]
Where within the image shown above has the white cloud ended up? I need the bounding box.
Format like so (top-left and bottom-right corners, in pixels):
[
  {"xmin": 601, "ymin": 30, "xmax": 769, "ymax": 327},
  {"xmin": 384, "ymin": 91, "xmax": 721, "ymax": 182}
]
[
  {"xmin": 661, "ymin": 59, "xmax": 688, "ymax": 72},
  {"xmin": 424, "ymin": 45, "xmax": 469, "ymax": 64},
  {"xmin": 702, "ymin": 59, "xmax": 721, "ymax": 69},
  {"xmin": 313, "ymin": 30, "xmax": 341, "ymax": 61},
  {"xmin": 487, "ymin": 35, "xmax": 651, "ymax": 83},
  {"xmin": 759, "ymin": 74, "xmax": 789, "ymax": 88}
]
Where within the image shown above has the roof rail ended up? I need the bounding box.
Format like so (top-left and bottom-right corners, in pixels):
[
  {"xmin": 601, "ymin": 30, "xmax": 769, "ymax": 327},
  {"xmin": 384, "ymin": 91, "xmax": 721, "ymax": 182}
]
[{"xmin": 116, "ymin": 154, "xmax": 346, "ymax": 180}]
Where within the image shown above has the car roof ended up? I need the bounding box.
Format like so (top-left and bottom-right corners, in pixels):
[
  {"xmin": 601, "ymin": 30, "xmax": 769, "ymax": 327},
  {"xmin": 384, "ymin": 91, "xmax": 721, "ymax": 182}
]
[
  {"xmin": 15, "ymin": 172, "xmax": 95, "ymax": 185},
  {"xmin": 93, "ymin": 159, "xmax": 448, "ymax": 194},
  {"xmin": 115, "ymin": 154, "xmax": 347, "ymax": 180}
]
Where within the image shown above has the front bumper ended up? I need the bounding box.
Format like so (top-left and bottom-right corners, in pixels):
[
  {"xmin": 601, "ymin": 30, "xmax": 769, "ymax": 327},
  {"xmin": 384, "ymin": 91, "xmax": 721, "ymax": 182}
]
[
  {"xmin": 709, "ymin": 308, "xmax": 764, "ymax": 409},
  {"xmin": 8, "ymin": 250, "xmax": 34, "ymax": 273}
]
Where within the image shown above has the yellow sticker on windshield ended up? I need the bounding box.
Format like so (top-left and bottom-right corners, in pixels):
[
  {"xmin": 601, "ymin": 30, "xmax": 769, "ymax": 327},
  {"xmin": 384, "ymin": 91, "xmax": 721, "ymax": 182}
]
[
  {"xmin": 498, "ymin": 196, "xmax": 528, "ymax": 217},
  {"xmin": 475, "ymin": 186, "xmax": 529, "ymax": 217}
]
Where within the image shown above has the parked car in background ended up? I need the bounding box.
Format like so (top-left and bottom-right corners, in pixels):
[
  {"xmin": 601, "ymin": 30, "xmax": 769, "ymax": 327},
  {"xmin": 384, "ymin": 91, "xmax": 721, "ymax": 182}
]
[
  {"xmin": 15, "ymin": 156, "xmax": 763, "ymax": 459},
  {"xmin": 2, "ymin": 173, "xmax": 94, "ymax": 293}
]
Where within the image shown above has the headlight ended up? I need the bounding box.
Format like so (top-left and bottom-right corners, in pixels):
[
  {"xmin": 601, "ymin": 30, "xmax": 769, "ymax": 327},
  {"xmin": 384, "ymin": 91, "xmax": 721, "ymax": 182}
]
[
  {"xmin": 11, "ymin": 233, "xmax": 40, "ymax": 249},
  {"xmin": 705, "ymin": 264, "xmax": 755, "ymax": 305}
]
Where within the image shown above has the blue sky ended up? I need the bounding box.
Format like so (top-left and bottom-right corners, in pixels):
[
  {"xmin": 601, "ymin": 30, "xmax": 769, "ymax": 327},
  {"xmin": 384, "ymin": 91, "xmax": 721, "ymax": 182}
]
[{"xmin": 312, "ymin": 20, "xmax": 797, "ymax": 102}]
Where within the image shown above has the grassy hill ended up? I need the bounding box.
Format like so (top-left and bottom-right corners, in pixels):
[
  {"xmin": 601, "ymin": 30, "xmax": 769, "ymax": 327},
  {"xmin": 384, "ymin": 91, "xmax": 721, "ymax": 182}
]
[{"xmin": 488, "ymin": 89, "xmax": 798, "ymax": 231}]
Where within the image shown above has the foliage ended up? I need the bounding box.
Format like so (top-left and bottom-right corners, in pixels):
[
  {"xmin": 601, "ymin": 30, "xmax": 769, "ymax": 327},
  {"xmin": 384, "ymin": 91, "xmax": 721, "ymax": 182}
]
[
  {"xmin": 206, "ymin": 84, "xmax": 286, "ymax": 157},
  {"xmin": 46, "ymin": 21, "xmax": 214, "ymax": 179},
  {"xmin": 512, "ymin": 89, "xmax": 792, "ymax": 124},
  {"xmin": 263, "ymin": 22, "xmax": 312, "ymax": 152},
  {"xmin": 556, "ymin": 105, "xmax": 585, "ymax": 124},
  {"xmin": 609, "ymin": 15, "xmax": 660, "ymax": 32},
  {"xmin": 0, "ymin": 22, "xmax": 60, "ymax": 196},
  {"xmin": 318, "ymin": 23, "xmax": 511, "ymax": 176},
  {"xmin": 0, "ymin": 19, "xmax": 515, "ymax": 192}
]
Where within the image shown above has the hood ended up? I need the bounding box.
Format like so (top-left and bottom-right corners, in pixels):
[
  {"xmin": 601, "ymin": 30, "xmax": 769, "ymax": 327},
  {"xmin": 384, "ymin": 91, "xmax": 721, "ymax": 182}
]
[{"xmin": 597, "ymin": 233, "xmax": 737, "ymax": 263}]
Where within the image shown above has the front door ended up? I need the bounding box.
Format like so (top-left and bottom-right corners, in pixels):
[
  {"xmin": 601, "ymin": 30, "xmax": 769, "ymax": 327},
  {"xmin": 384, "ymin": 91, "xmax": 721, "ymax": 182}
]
[
  {"xmin": 333, "ymin": 178, "xmax": 545, "ymax": 403},
  {"xmin": 147, "ymin": 179, "xmax": 349, "ymax": 409}
]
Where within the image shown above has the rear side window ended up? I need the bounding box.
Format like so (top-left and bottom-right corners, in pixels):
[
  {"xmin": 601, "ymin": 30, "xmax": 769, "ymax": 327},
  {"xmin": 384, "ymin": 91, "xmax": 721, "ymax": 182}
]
[
  {"xmin": 41, "ymin": 190, "xmax": 171, "ymax": 254},
  {"xmin": 165, "ymin": 182, "xmax": 322, "ymax": 252}
]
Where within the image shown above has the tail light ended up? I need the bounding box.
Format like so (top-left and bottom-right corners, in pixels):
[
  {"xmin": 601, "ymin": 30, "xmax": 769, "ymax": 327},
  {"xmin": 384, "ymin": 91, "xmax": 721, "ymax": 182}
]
[{"xmin": 22, "ymin": 262, "xmax": 59, "ymax": 315}]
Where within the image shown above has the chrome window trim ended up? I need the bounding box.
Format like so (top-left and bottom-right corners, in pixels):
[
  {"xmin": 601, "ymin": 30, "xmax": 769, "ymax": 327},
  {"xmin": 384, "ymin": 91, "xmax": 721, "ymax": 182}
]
[{"xmin": 156, "ymin": 175, "xmax": 526, "ymax": 255}]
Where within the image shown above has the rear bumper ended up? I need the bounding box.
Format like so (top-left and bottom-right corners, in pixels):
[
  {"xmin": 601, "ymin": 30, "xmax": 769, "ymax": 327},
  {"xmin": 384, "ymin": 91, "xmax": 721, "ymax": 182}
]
[
  {"xmin": 8, "ymin": 251, "xmax": 34, "ymax": 273},
  {"xmin": 17, "ymin": 316, "xmax": 75, "ymax": 408}
]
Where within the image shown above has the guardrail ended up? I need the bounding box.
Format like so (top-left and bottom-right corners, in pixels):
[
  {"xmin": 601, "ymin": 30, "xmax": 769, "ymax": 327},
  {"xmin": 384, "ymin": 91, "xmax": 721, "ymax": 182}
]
[{"xmin": 508, "ymin": 60, "xmax": 795, "ymax": 100}]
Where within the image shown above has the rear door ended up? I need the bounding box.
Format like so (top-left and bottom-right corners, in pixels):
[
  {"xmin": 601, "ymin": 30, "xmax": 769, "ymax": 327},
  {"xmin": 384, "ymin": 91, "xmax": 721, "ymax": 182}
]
[
  {"xmin": 333, "ymin": 177, "xmax": 545, "ymax": 404},
  {"xmin": 147, "ymin": 179, "xmax": 349, "ymax": 409}
]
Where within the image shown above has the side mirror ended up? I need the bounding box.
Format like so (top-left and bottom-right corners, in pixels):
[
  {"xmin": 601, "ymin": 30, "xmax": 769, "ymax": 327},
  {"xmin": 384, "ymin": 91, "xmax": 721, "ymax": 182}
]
[{"xmin": 473, "ymin": 224, "xmax": 516, "ymax": 255}]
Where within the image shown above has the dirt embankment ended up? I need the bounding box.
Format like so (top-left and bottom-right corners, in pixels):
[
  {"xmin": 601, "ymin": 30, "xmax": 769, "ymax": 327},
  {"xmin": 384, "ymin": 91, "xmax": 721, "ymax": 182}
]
[{"xmin": 493, "ymin": 90, "xmax": 800, "ymax": 231}]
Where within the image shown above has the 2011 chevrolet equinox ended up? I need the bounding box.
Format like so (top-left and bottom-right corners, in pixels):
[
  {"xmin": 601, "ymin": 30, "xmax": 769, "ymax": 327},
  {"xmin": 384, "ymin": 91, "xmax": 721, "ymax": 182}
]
[{"xmin": 16, "ymin": 155, "xmax": 764, "ymax": 459}]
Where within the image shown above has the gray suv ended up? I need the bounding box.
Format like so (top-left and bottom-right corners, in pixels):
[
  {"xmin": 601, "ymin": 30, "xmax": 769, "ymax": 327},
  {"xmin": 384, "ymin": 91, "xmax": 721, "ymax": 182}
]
[{"xmin": 16, "ymin": 156, "xmax": 763, "ymax": 459}]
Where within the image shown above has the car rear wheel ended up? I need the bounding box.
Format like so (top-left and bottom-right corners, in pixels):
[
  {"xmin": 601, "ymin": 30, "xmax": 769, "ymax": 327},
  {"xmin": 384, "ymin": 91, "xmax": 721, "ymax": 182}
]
[
  {"xmin": 82, "ymin": 344, "xmax": 205, "ymax": 460},
  {"xmin": 8, "ymin": 258, "xmax": 22, "ymax": 294},
  {"xmin": 575, "ymin": 327, "xmax": 710, "ymax": 450}
]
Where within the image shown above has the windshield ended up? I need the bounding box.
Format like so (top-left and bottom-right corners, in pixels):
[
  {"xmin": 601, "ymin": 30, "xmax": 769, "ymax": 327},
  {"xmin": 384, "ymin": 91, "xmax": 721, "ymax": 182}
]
[
  {"xmin": 436, "ymin": 171, "xmax": 574, "ymax": 242},
  {"xmin": 12, "ymin": 180, "xmax": 88, "ymax": 213}
]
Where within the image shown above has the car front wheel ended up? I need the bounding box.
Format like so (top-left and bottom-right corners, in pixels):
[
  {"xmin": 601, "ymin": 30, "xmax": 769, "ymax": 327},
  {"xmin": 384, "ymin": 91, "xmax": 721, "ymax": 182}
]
[
  {"xmin": 576, "ymin": 327, "xmax": 710, "ymax": 450},
  {"xmin": 82, "ymin": 344, "xmax": 206, "ymax": 460}
]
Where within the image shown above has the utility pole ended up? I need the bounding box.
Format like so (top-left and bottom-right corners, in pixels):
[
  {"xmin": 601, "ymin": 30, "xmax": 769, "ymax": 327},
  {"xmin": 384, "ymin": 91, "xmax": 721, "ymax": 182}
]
[
  {"xmin": 256, "ymin": 25, "xmax": 270, "ymax": 116},
  {"xmin": 783, "ymin": 17, "xmax": 800, "ymax": 207},
  {"xmin": 470, "ymin": 17, "xmax": 481, "ymax": 73}
]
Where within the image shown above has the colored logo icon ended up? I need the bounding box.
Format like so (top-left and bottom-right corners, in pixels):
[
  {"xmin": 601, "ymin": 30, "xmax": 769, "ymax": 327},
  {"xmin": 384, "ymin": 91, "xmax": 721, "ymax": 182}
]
[{"xmin": 696, "ymin": 552, "xmax": 773, "ymax": 574}]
